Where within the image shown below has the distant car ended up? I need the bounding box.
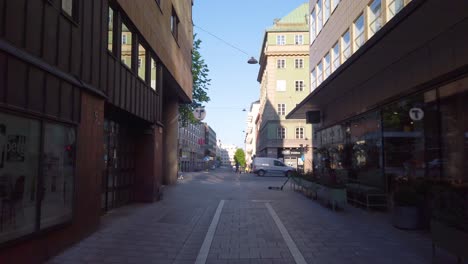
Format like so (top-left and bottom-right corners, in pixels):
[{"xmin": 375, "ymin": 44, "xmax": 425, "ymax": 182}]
[{"xmin": 252, "ymin": 157, "xmax": 295, "ymax": 177}]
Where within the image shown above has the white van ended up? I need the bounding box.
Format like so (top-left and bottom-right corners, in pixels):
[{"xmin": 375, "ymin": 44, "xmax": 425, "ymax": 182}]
[{"xmin": 252, "ymin": 157, "xmax": 296, "ymax": 177}]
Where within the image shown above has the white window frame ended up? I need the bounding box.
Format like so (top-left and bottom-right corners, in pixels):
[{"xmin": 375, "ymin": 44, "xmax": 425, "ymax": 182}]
[
  {"xmin": 294, "ymin": 34, "xmax": 304, "ymax": 45},
  {"xmin": 317, "ymin": 0, "xmax": 323, "ymax": 33},
  {"xmin": 332, "ymin": 42, "xmax": 340, "ymax": 72},
  {"xmin": 277, "ymin": 127, "xmax": 286, "ymax": 139},
  {"xmin": 277, "ymin": 104, "xmax": 286, "ymax": 116},
  {"xmin": 368, "ymin": 0, "xmax": 382, "ymax": 38},
  {"xmin": 295, "ymin": 127, "xmax": 304, "ymax": 139},
  {"xmin": 295, "ymin": 58, "xmax": 304, "ymax": 69},
  {"xmin": 277, "ymin": 59, "xmax": 286, "ymax": 69},
  {"xmin": 353, "ymin": 13, "xmax": 365, "ymax": 51},
  {"xmin": 276, "ymin": 35, "xmax": 286, "ymax": 45},
  {"xmin": 276, "ymin": 80, "xmax": 286, "ymax": 91},
  {"xmin": 332, "ymin": 0, "xmax": 340, "ymax": 12},
  {"xmin": 317, "ymin": 62, "xmax": 323, "ymax": 85},
  {"xmin": 310, "ymin": 9, "xmax": 316, "ymax": 43},
  {"xmin": 310, "ymin": 69, "xmax": 317, "ymax": 91},
  {"xmin": 324, "ymin": 52, "xmax": 331, "ymax": 79},
  {"xmin": 324, "ymin": 0, "xmax": 331, "ymax": 24},
  {"xmin": 387, "ymin": 0, "xmax": 404, "ymax": 20},
  {"xmin": 341, "ymin": 29, "xmax": 351, "ymax": 61},
  {"xmin": 295, "ymin": 80, "xmax": 305, "ymax": 92}
]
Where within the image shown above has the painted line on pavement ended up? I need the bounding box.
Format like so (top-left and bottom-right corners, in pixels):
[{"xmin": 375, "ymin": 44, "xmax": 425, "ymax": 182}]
[
  {"xmin": 195, "ymin": 200, "xmax": 225, "ymax": 264},
  {"xmin": 266, "ymin": 203, "xmax": 307, "ymax": 264}
]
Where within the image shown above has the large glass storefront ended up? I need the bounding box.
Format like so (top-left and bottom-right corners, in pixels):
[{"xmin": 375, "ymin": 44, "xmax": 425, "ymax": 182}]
[
  {"xmin": 0, "ymin": 111, "xmax": 75, "ymax": 243},
  {"xmin": 313, "ymin": 76, "xmax": 468, "ymax": 200}
]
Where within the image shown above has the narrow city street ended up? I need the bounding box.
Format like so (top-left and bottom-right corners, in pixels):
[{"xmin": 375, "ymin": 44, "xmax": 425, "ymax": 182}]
[{"xmin": 48, "ymin": 167, "xmax": 461, "ymax": 264}]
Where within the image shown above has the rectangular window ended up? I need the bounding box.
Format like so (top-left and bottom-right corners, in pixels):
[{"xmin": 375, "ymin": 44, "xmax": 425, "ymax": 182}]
[
  {"xmin": 0, "ymin": 112, "xmax": 76, "ymax": 243},
  {"xmin": 294, "ymin": 34, "xmax": 303, "ymax": 45},
  {"xmin": 138, "ymin": 44, "xmax": 146, "ymax": 80},
  {"xmin": 277, "ymin": 104, "xmax": 286, "ymax": 116},
  {"xmin": 311, "ymin": 69, "xmax": 317, "ymax": 91},
  {"xmin": 276, "ymin": 80, "xmax": 286, "ymax": 91},
  {"xmin": 317, "ymin": 0, "xmax": 323, "ymax": 33},
  {"xmin": 368, "ymin": 0, "xmax": 382, "ymax": 38},
  {"xmin": 108, "ymin": 7, "xmax": 114, "ymax": 52},
  {"xmin": 324, "ymin": 53, "xmax": 331, "ymax": 79},
  {"xmin": 151, "ymin": 58, "xmax": 157, "ymax": 90},
  {"xmin": 295, "ymin": 127, "xmax": 304, "ymax": 139},
  {"xmin": 324, "ymin": 0, "xmax": 331, "ymax": 23},
  {"xmin": 387, "ymin": 0, "xmax": 404, "ymax": 20},
  {"xmin": 317, "ymin": 62, "xmax": 323, "ymax": 85},
  {"xmin": 310, "ymin": 9, "xmax": 316, "ymax": 42},
  {"xmin": 332, "ymin": 42, "xmax": 340, "ymax": 71},
  {"xmin": 277, "ymin": 59, "xmax": 285, "ymax": 69},
  {"xmin": 295, "ymin": 81, "xmax": 304, "ymax": 92},
  {"xmin": 276, "ymin": 35, "xmax": 285, "ymax": 45},
  {"xmin": 277, "ymin": 127, "xmax": 286, "ymax": 139},
  {"xmin": 121, "ymin": 21, "xmax": 132, "ymax": 68},
  {"xmin": 341, "ymin": 29, "xmax": 351, "ymax": 61},
  {"xmin": 353, "ymin": 14, "xmax": 365, "ymax": 51},
  {"xmin": 171, "ymin": 7, "xmax": 179, "ymax": 41},
  {"xmin": 295, "ymin": 58, "xmax": 304, "ymax": 69}
]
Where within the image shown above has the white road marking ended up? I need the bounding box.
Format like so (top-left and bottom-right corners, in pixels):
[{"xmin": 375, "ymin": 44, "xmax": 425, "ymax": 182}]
[
  {"xmin": 266, "ymin": 203, "xmax": 307, "ymax": 264},
  {"xmin": 195, "ymin": 200, "xmax": 225, "ymax": 264}
]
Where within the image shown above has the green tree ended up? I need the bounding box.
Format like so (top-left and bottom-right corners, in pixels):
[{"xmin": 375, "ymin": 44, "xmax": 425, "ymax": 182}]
[
  {"xmin": 234, "ymin": 149, "xmax": 246, "ymax": 167},
  {"xmin": 179, "ymin": 34, "xmax": 211, "ymax": 126}
]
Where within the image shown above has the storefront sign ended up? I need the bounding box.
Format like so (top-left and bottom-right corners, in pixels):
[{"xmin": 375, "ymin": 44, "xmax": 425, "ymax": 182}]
[{"xmin": 409, "ymin": 108, "xmax": 424, "ymax": 121}]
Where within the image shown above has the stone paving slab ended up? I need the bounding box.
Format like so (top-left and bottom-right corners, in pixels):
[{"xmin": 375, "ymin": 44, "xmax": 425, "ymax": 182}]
[{"xmin": 48, "ymin": 169, "xmax": 467, "ymax": 264}]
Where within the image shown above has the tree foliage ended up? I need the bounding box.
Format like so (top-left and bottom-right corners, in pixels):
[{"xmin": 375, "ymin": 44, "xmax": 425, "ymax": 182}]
[
  {"xmin": 179, "ymin": 34, "xmax": 211, "ymax": 126},
  {"xmin": 234, "ymin": 149, "xmax": 246, "ymax": 167}
]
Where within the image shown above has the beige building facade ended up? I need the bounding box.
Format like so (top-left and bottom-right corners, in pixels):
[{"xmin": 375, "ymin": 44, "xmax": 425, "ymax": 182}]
[{"xmin": 257, "ymin": 3, "xmax": 313, "ymax": 172}]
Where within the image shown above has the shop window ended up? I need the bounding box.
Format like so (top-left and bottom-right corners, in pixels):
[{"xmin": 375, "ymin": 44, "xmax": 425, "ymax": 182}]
[
  {"xmin": 368, "ymin": 0, "xmax": 382, "ymax": 38},
  {"xmin": 121, "ymin": 22, "xmax": 132, "ymax": 69},
  {"xmin": 0, "ymin": 112, "xmax": 75, "ymax": 243},
  {"xmin": 138, "ymin": 44, "xmax": 146, "ymax": 80}
]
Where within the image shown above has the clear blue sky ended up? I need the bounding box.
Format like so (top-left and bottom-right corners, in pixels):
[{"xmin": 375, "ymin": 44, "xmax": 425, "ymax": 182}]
[{"xmin": 193, "ymin": 1, "xmax": 308, "ymax": 148}]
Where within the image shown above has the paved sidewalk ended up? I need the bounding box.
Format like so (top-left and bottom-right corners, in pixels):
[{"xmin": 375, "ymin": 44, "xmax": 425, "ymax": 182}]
[{"xmin": 48, "ymin": 168, "xmax": 465, "ymax": 264}]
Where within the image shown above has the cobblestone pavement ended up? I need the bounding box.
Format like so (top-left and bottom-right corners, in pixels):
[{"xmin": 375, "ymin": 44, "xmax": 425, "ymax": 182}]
[{"xmin": 49, "ymin": 168, "xmax": 465, "ymax": 264}]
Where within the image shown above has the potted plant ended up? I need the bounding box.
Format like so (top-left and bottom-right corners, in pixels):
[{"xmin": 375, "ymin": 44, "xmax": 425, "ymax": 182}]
[
  {"xmin": 392, "ymin": 184, "xmax": 421, "ymax": 229},
  {"xmin": 430, "ymin": 184, "xmax": 468, "ymax": 263}
]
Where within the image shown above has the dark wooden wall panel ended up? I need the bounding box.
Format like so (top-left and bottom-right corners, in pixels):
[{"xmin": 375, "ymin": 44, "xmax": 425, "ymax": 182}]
[
  {"xmin": 81, "ymin": 0, "xmax": 92, "ymax": 83},
  {"xmin": 91, "ymin": 0, "xmax": 101, "ymax": 88},
  {"xmin": 58, "ymin": 17, "xmax": 71, "ymax": 72},
  {"xmin": 28, "ymin": 67, "xmax": 45, "ymax": 113},
  {"xmin": 0, "ymin": 52, "xmax": 6, "ymax": 103},
  {"xmin": 25, "ymin": 0, "xmax": 43, "ymax": 57},
  {"xmin": 61, "ymin": 82, "xmax": 73, "ymax": 120},
  {"xmin": 119, "ymin": 67, "xmax": 125, "ymax": 108},
  {"xmin": 4, "ymin": 0, "xmax": 26, "ymax": 47},
  {"xmin": 100, "ymin": 0, "xmax": 107, "ymax": 93},
  {"xmin": 126, "ymin": 71, "xmax": 131, "ymax": 111},
  {"xmin": 73, "ymin": 87, "xmax": 80, "ymax": 122},
  {"xmin": 107, "ymin": 58, "xmax": 115, "ymax": 103},
  {"xmin": 42, "ymin": 4, "xmax": 58, "ymax": 66},
  {"xmin": 6, "ymin": 57, "xmax": 27, "ymax": 108},
  {"xmin": 70, "ymin": 25, "xmax": 82, "ymax": 77},
  {"xmin": 0, "ymin": 0, "xmax": 5, "ymax": 38},
  {"xmin": 45, "ymin": 74, "xmax": 60, "ymax": 117}
]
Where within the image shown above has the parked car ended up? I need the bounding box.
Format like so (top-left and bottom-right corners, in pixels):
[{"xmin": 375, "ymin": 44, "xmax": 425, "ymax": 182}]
[{"xmin": 252, "ymin": 157, "xmax": 295, "ymax": 177}]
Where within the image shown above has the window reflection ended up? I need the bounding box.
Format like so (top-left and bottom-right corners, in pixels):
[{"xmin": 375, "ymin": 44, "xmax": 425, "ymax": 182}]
[
  {"xmin": 138, "ymin": 44, "xmax": 146, "ymax": 80},
  {"xmin": 121, "ymin": 22, "xmax": 132, "ymax": 68},
  {"xmin": 108, "ymin": 7, "xmax": 114, "ymax": 52},
  {"xmin": 151, "ymin": 58, "xmax": 157, "ymax": 91}
]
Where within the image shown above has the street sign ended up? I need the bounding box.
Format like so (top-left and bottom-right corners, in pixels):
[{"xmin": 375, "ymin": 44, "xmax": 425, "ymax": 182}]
[{"xmin": 409, "ymin": 108, "xmax": 424, "ymax": 121}]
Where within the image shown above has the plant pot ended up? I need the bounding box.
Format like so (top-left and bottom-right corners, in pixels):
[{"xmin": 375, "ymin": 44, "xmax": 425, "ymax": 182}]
[{"xmin": 392, "ymin": 206, "xmax": 420, "ymax": 229}]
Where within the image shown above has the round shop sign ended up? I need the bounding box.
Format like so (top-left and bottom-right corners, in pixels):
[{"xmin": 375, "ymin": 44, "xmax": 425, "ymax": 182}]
[
  {"xmin": 409, "ymin": 108, "xmax": 424, "ymax": 121},
  {"xmin": 193, "ymin": 107, "xmax": 206, "ymax": 121}
]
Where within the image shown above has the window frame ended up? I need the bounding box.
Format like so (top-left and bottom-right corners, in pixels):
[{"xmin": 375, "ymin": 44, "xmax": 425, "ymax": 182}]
[
  {"xmin": 277, "ymin": 59, "xmax": 286, "ymax": 69},
  {"xmin": 311, "ymin": 69, "xmax": 317, "ymax": 91},
  {"xmin": 295, "ymin": 127, "xmax": 304, "ymax": 139},
  {"xmin": 310, "ymin": 8, "xmax": 317, "ymax": 43},
  {"xmin": 277, "ymin": 127, "xmax": 286, "ymax": 139},
  {"xmin": 295, "ymin": 58, "xmax": 304, "ymax": 69},
  {"xmin": 353, "ymin": 13, "xmax": 365, "ymax": 51},
  {"xmin": 276, "ymin": 35, "xmax": 286, "ymax": 45},
  {"xmin": 295, "ymin": 80, "xmax": 305, "ymax": 92},
  {"xmin": 277, "ymin": 104, "xmax": 286, "ymax": 116},
  {"xmin": 332, "ymin": 41, "xmax": 340, "ymax": 72},
  {"xmin": 341, "ymin": 29, "xmax": 351, "ymax": 61},
  {"xmin": 324, "ymin": 52, "xmax": 331, "ymax": 79},
  {"xmin": 171, "ymin": 6, "xmax": 180, "ymax": 41},
  {"xmin": 368, "ymin": 0, "xmax": 382, "ymax": 38},
  {"xmin": 294, "ymin": 34, "xmax": 304, "ymax": 45}
]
